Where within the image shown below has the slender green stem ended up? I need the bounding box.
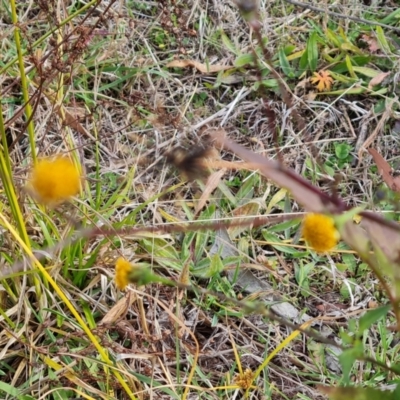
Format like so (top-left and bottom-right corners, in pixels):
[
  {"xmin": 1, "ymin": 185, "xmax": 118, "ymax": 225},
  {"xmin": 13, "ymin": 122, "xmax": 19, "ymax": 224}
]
[
  {"xmin": 6, "ymin": 0, "xmax": 43, "ymax": 299},
  {"xmin": 0, "ymin": 98, "xmax": 29, "ymax": 246},
  {"xmin": 9, "ymin": 0, "xmax": 36, "ymax": 162}
]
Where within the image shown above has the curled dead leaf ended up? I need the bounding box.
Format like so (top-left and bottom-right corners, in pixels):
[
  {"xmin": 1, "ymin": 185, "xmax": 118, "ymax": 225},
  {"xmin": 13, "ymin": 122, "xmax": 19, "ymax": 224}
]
[
  {"xmin": 369, "ymin": 148, "xmax": 400, "ymax": 192},
  {"xmin": 368, "ymin": 71, "xmax": 390, "ymax": 89}
]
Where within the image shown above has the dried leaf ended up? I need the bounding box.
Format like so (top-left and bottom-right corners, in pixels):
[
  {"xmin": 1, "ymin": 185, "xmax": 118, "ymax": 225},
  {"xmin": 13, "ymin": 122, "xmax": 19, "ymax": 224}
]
[
  {"xmin": 368, "ymin": 71, "xmax": 390, "ymax": 89},
  {"xmin": 310, "ymin": 70, "xmax": 334, "ymax": 91},
  {"xmin": 60, "ymin": 106, "xmax": 90, "ymax": 137},
  {"xmin": 100, "ymin": 291, "xmax": 136, "ymax": 325},
  {"xmin": 361, "ymin": 215, "xmax": 400, "ymax": 272},
  {"xmin": 361, "ymin": 33, "xmax": 380, "ymax": 53},
  {"xmin": 195, "ymin": 169, "xmax": 226, "ymax": 215},
  {"xmin": 228, "ymin": 199, "xmax": 264, "ymax": 239},
  {"xmin": 166, "ymin": 59, "xmax": 233, "ymax": 73},
  {"xmin": 369, "ymin": 148, "xmax": 400, "ymax": 192},
  {"xmin": 357, "ymin": 106, "xmax": 393, "ymax": 161}
]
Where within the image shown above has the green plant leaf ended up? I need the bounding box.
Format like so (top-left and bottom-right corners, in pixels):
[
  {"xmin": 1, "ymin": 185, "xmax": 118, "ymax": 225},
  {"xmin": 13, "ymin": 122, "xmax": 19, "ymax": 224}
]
[
  {"xmin": 334, "ymin": 143, "xmax": 351, "ymax": 160},
  {"xmin": 262, "ymin": 231, "xmax": 306, "ymax": 256},
  {"xmin": 207, "ymin": 253, "xmax": 225, "ymax": 277},
  {"xmin": 338, "ymin": 342, "xmax": 364, "ymax": 384},
  {"xmin": 358, "ymin": 304, "xmax": 391, "ymax": 333},
  {"xmin": 0, "ymin": 382, "xmax": 19, "ymax": 397},
  {"xmin": 345, "ymin": 54, "xmax": 356, "ymax": 78},
  {"xmin": 325, "ymin": 28, "xmax": 341, "ymax": 47},
  {"xmin": 299, "ymin": 48, "xmax": 308, "ymax": 74},
  {"xmin": 140, "ymin": 238, "xmax": 182, "ymax": 270},
  {"xmin": 278, "ymin": 47, "xmax": 295, "ymax": 77},
  {"xmin": 380, "ymin": 8, "xmax": 400, "ymax": 24},
  {"xmin": 307, "ymin": 31, "xmax": 318, "ymax": 72},
  {"xmin": 221, "ymin": 30, "xmax": 239, "ymax": 55},
  {"xmin": 375, "ymin": 26, "xmax": 391, "ymax": 54},
  {"xmin": 234, "ymin": 53, "xmax": 254, "ymax": 67},
  {"xmin": 352, "ymin": 66, "xmax": 382, "ymax": 78}
]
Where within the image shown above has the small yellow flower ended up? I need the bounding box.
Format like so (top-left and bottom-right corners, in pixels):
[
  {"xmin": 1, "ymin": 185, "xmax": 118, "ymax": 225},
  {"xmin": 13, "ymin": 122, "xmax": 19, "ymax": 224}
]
[
  {"xmin": 302, "ymin": 213, "xmax": 339, "ymax": 253},
  {"xmin": 234, "ymin": 368, "xmax": 254, "ymax": 390},
  {"xmin": 310, "ymin": 70, "xmax": 334, "ymax": 92},
  {"xmin": 29, "ymin": 156, "xmax": 81, "ymax": 205},
  {"xmin": 115, "ymin": 258, "xmax": 133, "ymax": 290}
]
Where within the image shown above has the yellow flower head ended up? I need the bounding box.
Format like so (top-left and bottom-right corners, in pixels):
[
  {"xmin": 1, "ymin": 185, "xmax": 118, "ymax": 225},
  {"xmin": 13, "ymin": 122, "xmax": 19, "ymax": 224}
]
[
  {"xmin": 302, "ymin": 213, "xmax": 339, "ymax": 253},
  {"xmin": 29, "ymin": 156, "xmax": 81, "ymax": 205},
  {"xmin": 115, "ymin": 258, "xmax": 133, "ymax": 290},
  {"xmin": 234, "ymin": 369, "xmax": 254, "ymax": 390}
]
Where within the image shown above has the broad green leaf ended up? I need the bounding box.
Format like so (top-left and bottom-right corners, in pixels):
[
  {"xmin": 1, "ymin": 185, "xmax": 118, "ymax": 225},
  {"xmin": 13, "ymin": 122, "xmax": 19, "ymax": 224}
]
[
  {"xmin": 380, "ymin": 8, "xmax": 400, "ymax": 24},
  {"xmin": 236, "ymin": 173, "xmax": 259, "ymax": 201},
  {"xmin": 341, "ymin": 42, "xmax": 364, "ymax": 55},
  {"xmin": 325, "ymin": 28, "xmax": 341, "ymax": 47},
  {"xmin": 192, "ymin": 255, "xmax": 239, "ymax": 278},
  {"xmin": 307, "ymin": 31, "xmax": 318, "ymax": 72},
  {"xmin": 319, "ymin": 385, "xmax": 398, "ymax": 400},
  {"xmin": 334, "ymin": 143, "xmax": 351, "ymax": 160},
  {"xmin": 322, "ymin": 87, "xmax": 387, "ymax": 96},
  {"xmin": 257, "ymin": 79, "xmax": 279, "ymax": 88},
  {"xmin": 234, "ymin": 53, "xmax": 254, "ymax": 68},
  {"xmin": 283, "ymin": 44, "xmax": 296, "ymax": 55},
  {"xmin": 329, "ymin": 70, "xmax": 357, "ymax": 84},
  {"xmin": 278, "ymin": 47, "xmax": 295, "ymax": 77},
  {"xmin": 140, "ymin": 238, "xmax": 181, "ymax": 270},
  {"xmin": 352, "ymin": 66, "xmax": 381, "ymax": 78},
  {"xmin": 339, "ymin": 253, "xmax": 357, "ymax": 273},
  {"xmin": 338, "ymin": 342, "xmax": 364, "ymax": 384},
  {"xmin": 299, "ymin": 48, "xmax": 308, "ymax": 74},
  {"xmin": 331, "ymin": 56, "xmax": 371, "ymax": 73},
  {"xmin": 207, "ymin": 253, "xmax": 225, "ymax": 277},
  {"xmin": 358, "ymin": 304, "xmax": 391, "ymax": 333},
  {"xmin": 221, "ymin": 30, "xmax": 239, "ymax": 55},
  {"xmin": 0, "ymin": 382, "xmax": 19, "ymax": 397},
  {"xmin": 262, "ymin": 230, "xmax": 306, "ymax": 256},
  {"xmin": 218, "ymin": 180, "xmax": 237, "ymax": 205},
  {"xmin": 286, "ymin": 49, "xmax": 304, "ymax": 61},
  {"xmin": 340, "ymin": 279, "xmax": 356, "ymax": 299},
  {"xmin": 266, "ymin": 188, "xmax": 287, "ymax": 213},
  {"xmin": 294, "ymin": 260, "xmax": 315, "ymax": 292},
  {"xmin": 268, "ymin": 218, "xmax": 300, "ymax": 233},
  {"xmin": 375, "ymin": 26, "xmax": 391, "ymax": 53},
  {"xmin": 345, "ymin": 55, "xmax": 356, "ymax": 78}
]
